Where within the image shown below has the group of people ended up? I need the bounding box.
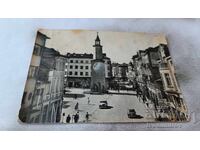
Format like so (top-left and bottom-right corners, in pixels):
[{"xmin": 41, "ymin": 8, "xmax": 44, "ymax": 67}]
[
  {"xmin": 65, "ymin": 101, "xmax": 90, "ymax": 123},
  {"xmin": 65, "ymin": 112, "xmax": 90, "ymax": 123},
  {"xmin": 66, "ymin": 112, "xmax": 79, "ymax": 123}
]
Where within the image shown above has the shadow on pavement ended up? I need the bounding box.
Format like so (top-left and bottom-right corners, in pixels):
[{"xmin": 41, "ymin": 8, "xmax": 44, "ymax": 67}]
[
  {"xmin": 64, "ymin": 93, "xmax": 86, "ymax": 98},
  {"xmin": 108, "ymin": 92, "xmax": 136, "ymax": 96}
]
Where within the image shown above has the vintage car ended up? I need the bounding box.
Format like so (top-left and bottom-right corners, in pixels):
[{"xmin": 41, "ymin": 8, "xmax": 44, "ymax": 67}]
[
  {"xmin": 99, "ymin": 101, "xmax": 108, "ymax": 109},
  {"xmin": 127, "ymin": 109, "xmax": 143, "ymax": 119},
  {"xmin": 99, "ymin": 101, "xmax": 113, "ymax": 109}
]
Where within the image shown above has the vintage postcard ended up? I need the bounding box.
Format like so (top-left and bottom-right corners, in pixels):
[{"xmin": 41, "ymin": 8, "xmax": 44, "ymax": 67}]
[{"xmin": 19, "ymin": 29, "xmax": 188, "ymax": 123}]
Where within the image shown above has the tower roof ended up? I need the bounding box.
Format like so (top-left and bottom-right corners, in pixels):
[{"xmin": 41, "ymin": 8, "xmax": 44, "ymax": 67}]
[{"xmin": 95, "ymin": 32, "xmax": 100, "ymax": 41}]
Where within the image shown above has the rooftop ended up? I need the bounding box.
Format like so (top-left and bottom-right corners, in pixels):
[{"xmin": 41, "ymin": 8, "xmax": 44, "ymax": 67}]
[
  {"xmin": 37, "ymin": 31, "xmax": 50, "ymax": 39},
  {"xmin": 65, "ymin": 53, "xmax": 93, "ymax": 59}
]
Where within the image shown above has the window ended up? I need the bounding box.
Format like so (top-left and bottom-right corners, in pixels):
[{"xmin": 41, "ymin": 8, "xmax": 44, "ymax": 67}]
[
  {"xmin": 80, "ymin": 72, "xmax": 83, "ymax": 76},
  {"xmin": 69, "ymin": 71, "xmax": 72, "ymax": 75},
  {"xmin": 80, "ymin": 66, "xmax": 83, "ymax": 69},
  {"xmin": 70, "ymin": 60, "xmax": 73, "ymax": 63},
  {"xmin": 28, "ymin": 66, "xmax": 39, "ymax": 78},
  {"xmin": 76, "ymin": 60, "xmax": 79, "ymax": 63},
  {"xmin": 85, "ymin": 60, "xmax": 88, "ymax": 63},
  {"xmin": 33, "ymin": 45, "xmax": 41, "ymax": 56},
  {"xmin": 75, "ymin": 65, "xmax": 78, "ymax": 69},
  {"xmin": 28, "ymin": 93, "xmax": 32, "ymax": 100},
  {"xmin": 85, "ymin": 72, "xmax": 88, "ymax": 76},
  {"xmin": 85, "ymin": 66, "xmax": 89, "ymax": 69},
  {"xmin": 80, "ymin": 60, "xmax": 84, "ymax": 63},
  {"xmin": 75, "ymin": 72, "xmax": 78, "ymax": 75},
  {"xmin": 70, "ymin": 65, "xmax": 73, "ymax": 69},
  {"xmin": 164, "ymin": 73, "xmax": 172, "ymax": 87},
  {"xmin": 36, "ymin": 89, "xmax": 40, "ymax": 95}
]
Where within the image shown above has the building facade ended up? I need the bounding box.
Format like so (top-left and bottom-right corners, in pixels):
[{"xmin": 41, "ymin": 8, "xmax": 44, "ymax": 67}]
[
  {"xmin": 132, "ymin": 44, "xmax": 187, "ymax": 121},
  {"xmin": 19, "ymin": 31, "xmax": 66, "ymax": 123},
  {"xmin": 158, "ymin": 44, "xmax": 187, "ymax": 121},
  {"xmin": 19, "ymin": 32, "xmax": 50, "ymax": 122},
  {"xmin": 28, "ymin": 48, "xmax": 66, "ymax": 123},
  {"xmin": 64, "ymin": 53, "xmax": 93, "ymax": 88},
  {"xmin": 112, "ymin": 63, "xmax": 128, "ymax": 81}
]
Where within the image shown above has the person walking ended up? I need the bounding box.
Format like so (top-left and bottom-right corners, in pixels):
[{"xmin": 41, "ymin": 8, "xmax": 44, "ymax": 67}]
[
  {"xmin": 74, "ymin": 113, "xmax": 79, "ymax": 123},
  {"xmin": 136, "ymin": 88, "xmax": 139, "ymax": 98},
  {"xmin": 87, "ymin": 97, "xmax": 90, "ymax": 105},
  {"xmin": 117, "ymin": 84, "xmax": 120, "ymax": 93},
  {"xmin": 75, "ymin": 102, "xmax": 79, "ymax": 110},
  {"xmin": 142, "ymin": 95, "xmax": 146, "ymax": 103},
  {"xmin": 146, "ymin": 102, "xmax": 149, "ymax": 108},
  {"xmin": 66, "ymin": 114, "xmax": 71, "ymax": 123},
  {"xmin": 85, "ymin": 112, "xmax": 89, "ymax": 122},
  {"xmin": 136, "ymin": 88, "xmax": 141, "ymax": 102}
]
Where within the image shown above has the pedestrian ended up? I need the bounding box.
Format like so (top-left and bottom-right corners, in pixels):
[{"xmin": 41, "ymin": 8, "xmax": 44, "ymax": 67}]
[
  {"xmin": 74, "ymin": 113, "xmax": 79, "ymax": 123},
  {"xmin": 142, "ymin": 95, "xmax": 146, "ymax": 103},
  {"xmin": 66, "ymin": 114, "xmax": 71, "ymax": 123},
  {"xmin": 75, "ymin": 102, "xmax": 79, "ymax": 110},
  {"xmin": 136, "ymin": 89, "xmax": 141, "ymax": 102},
  {"xmin": 85, "ymin": 112, "xmax": 89, "ymax": 122},
  {"xmin": 136, "ymin": 89, "xmax": 139, "ymax": 98},
  {"xmin": 87, "ymin": 97, "xmax": 90, "ymax": 105},
  {"xmin": 117, "ymin": 85, "xmax": 120, "ymax": 93},
  {"xmin": 146, "ymin": 102, "xmax": 149, "ymax": 108},
  {"xmin": 158, "ymin": 115, "xmax": 162, "ymax": 121}
]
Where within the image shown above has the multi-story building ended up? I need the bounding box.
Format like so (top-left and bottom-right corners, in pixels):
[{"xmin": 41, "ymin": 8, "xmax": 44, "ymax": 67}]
[
  {"xmin": 134, "ymin": 50, "xmax": 146, "ymax": 87},
  {"xmin": 111, "ymin": 63, "xmax": 119, "ymax": 79},
  {"xmin": 65, "ymin": 53, "xmax": 93, "ymax": 88},
  {"xmin": 111, "ymin": 63, "xmax": 128, "ymax": 81},
  {"xmin": 127, "ymin": 62, "xmax": 136, "ymax": 83},
  {"xmin": 118, "ymin": 63, "xmax": 128, "ymax": 81},
  {"xmin": 158, "ymin": 44, "xmax": 187, "ymax": 121},
  {"xmin": 132, "ymin": 44, "xmax": 187, "ymax": 121},
  {"xmin": 28, "ymin": 47, "xmax": 66, "ymax": 123},
  {"xmin": 19, "ymin": 31, "xmax": 66, "ymax": 123},
  {"xmin": 19, "ymin": 31, "xmax": 50, "ymax": 122}
]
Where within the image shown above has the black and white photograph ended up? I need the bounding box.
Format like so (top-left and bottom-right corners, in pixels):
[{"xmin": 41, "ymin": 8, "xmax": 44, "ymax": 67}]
[{"xmin": 19, "ymin": 29, "xmax": 189, "ymax": 123}]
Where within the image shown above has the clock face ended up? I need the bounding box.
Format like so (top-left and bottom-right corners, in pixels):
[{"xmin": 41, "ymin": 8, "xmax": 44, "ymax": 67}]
[{"xmin": 93, "ymin": 62, "xmax": 104, "ymax": 71}]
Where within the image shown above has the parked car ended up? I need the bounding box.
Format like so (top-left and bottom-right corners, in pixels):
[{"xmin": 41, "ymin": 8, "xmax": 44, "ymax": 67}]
[
  {"xmin": 127, "ymin": 109, "xmax": 143, "ymax": 119},
  {"xmin": 99, "ymin": 101, "xmax": 113, "ymax": 109},
  {"xmin": 99, "ymin": 101, "xmax": 108, "ymax": 109}
]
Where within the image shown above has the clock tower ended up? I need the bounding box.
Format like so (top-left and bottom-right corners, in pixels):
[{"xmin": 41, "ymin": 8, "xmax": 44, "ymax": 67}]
[
  {"xmin": 90, "ymin": 32, "xmax": 107, "ymax": 93},
  {"xmin": 93, "ymin": 32, "xmax": 103, "ymax": 60}
]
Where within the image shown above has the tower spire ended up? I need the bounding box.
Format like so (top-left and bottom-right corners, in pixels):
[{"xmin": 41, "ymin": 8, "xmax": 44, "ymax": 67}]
[{"xmin": 95, "ymin": 32, "xmax": 100, "ymax": 42}]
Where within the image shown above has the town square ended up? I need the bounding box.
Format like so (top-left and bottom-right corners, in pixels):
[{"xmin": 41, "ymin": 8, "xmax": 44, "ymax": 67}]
[{"xmin": 19, "ymin": 30, "xmax": 188, "ymax": 123}]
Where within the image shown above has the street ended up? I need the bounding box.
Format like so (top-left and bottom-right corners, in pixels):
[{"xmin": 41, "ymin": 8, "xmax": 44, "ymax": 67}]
[{"xmin": 61, "ymin": 88, "xmax": 156, "ymax": 123}]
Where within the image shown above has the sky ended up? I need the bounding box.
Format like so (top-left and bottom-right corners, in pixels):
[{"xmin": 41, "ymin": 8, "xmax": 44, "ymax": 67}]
[{"xmin": 40, "ymin": 29, "xmax": 167, "ymax": 64}]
